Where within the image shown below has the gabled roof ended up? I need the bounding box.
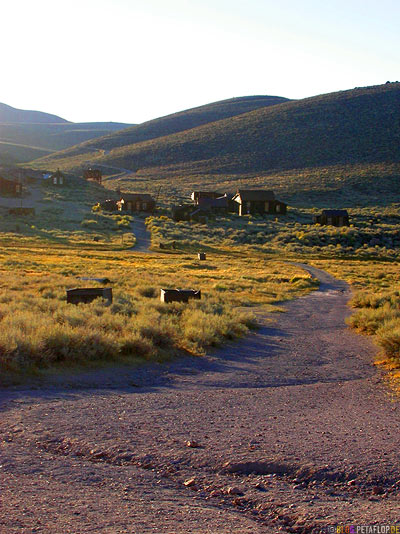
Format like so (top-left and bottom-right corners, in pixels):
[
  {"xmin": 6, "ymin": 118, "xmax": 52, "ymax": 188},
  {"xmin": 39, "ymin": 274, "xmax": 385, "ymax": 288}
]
[
  {"xmin": 321, "ymin": 209, "xmax": 349, "ymax": 216},
  {"xmin": 233, "ymin": 189, "xmax": 276, "ymax": 202},
  {"xmin": 120, "ymin": 193, "xmax": 155, "ymax": 202}
]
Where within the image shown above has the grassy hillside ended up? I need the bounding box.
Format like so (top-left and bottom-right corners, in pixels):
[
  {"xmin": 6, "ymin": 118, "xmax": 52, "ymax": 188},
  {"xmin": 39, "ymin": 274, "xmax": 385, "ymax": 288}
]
[
  {"xmin": 33, "ymin": 95, "xmax": 290, "ymax": 164},
  {"xmin": 34, "ymin": 84, "xmax": 400, "ymax": 194}
]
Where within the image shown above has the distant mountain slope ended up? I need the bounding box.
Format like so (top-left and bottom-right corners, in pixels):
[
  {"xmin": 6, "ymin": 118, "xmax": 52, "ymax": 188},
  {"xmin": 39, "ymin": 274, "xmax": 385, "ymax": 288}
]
[
  {"xmin": 34, "ymin": 84, "xmax": 400, "ymax": 176},
  {"xmin": 34, "ymin": 95, "xmax": 290, "ymax": 161},
  {"xmin": 0, "ymin": 121, "xmax": 133, "ymax": 164},
  {"xmin": 0, "ymin": 102, "xmax": 69, "ymax": 124}
]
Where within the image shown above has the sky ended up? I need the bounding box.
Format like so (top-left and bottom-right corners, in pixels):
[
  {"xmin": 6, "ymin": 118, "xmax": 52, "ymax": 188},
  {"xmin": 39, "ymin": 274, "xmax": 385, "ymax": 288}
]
[{"xmin": 1, "ymin": 0, "xmax": 399, "ymax": 124}]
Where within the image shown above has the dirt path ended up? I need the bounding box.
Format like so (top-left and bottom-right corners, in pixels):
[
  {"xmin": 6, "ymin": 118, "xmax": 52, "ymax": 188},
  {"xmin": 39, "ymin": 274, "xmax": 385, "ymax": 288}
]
[
  {"xmin": 1, "ymin": 266, "xmax": 399, "ymax": 533},
  {"xmin": 129, "ymin": 217, "xmax": 154, "ymax": 253}
]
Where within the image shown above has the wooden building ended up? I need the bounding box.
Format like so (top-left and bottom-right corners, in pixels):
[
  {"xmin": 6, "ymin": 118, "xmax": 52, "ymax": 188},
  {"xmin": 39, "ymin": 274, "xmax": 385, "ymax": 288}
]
[
  {"xmin": 191, "ymin": 191, "xmax": 221, "ymax": 205},
  {"xmin": 197, "ymin": 194, "xmax": 229, "ymax": 211},
  {"xmin": 83, "ymin": 168, "xmax": 102, "ymax": 184},
  {"xmin": 0, "ymin": 176, "xmax": 22, "ymax": 196},
  {"xmin": 50, "ymin": 169, "xmax": 65, "ymax": 186},
  {"xmin": 313, "ymin": 210, "xmax": 349, "ymax": 227},
  {"xmin": 232, "ymin": 190, "xmax": 287, "ymax": 216},
  {"xmin": 117, "ymin": 193, "xmax": 155, "ymax": 213}
]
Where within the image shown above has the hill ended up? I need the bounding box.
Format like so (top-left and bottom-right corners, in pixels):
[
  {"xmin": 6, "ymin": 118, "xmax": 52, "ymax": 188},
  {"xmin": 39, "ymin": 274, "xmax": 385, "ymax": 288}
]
[
  {"xmin": 35, "ymin": 84, "xmax": 400, "ymax": 175},
  {"xmin": 32, "ymin": 95, "xmax": 290, "ymax": 163},
  {"xmin": 0, "ymin": 102, "xmax": 69, "ymax": 124},
  {"xmin": 0, "ymin": 121, "xmax": 132, "ymax": 164}
]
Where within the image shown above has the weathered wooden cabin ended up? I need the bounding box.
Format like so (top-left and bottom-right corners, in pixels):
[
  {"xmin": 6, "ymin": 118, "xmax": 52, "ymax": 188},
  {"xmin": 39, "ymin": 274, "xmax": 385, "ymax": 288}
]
[
  {"xmin": 83, "ymin": 168, "xmax": 102, "ymax": 184},
  {"xmin": 0, "ymin": 176, "xmax": 22, "ymax": 196},
  {"xmin": 313, "ymin": 210, "xmax": 349, "ymax": 227},
  {"xmin": 117, "ymin": 193, "xmax": 155, "ymax": 213},
  {"xmin": 232, "ymin": 190, "xmax": 287, "ymax": 216},
  {"xmin": 197, "ymin": 194, "xmax": 229, "ymax": 211},
  {"xmin": 50, "ymin": 169, "xmax": 65, "ymax": 186},
  {"xmin": 191, "ymin": 191, "xmax": 221, "ymax": 205}
]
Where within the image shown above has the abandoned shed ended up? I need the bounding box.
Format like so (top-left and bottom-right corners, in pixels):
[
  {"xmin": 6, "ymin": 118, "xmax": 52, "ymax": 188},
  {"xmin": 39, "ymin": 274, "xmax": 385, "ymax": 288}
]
[
  {"xmin": 50, "ymin": 169, "xmax": 65, "ymax": 186},
  {"xmin": 197, "ymin": 194, "xmax": 229, "ymax": 211},
  {"xmin": 313, "ymin": 210, "xmax": 349, "ymax": 227},
  {"xmin": 232, "ymin": 190, "xmax": 287, "ymax": 216},
  {"xmin": 117, "ymin": 193, "xmax": 155, "ymax": 213},
  {"xmin": 83, "ymin": 168, "xmax": 102, "ymax": 184},
  {"xmin": 160, "ymin": 289, "xmax": 201, "ymax": 303},
  {"xmin": 191, "ymin": 191, "xmax": 222, "ymax": 205},
  {"xmin": 0, "ymin": 176, "xmax": 22, "ymax": 196},
  {"xmin": 66, "ymin": 288, "xmax": 113, "ymax": 305}
]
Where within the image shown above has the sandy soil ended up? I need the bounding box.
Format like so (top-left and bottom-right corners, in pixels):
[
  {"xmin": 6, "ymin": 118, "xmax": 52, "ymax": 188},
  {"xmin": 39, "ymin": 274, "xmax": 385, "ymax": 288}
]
[{"xmin": 1, "ymin": 265, "xmax": 399, "ymax": 533}]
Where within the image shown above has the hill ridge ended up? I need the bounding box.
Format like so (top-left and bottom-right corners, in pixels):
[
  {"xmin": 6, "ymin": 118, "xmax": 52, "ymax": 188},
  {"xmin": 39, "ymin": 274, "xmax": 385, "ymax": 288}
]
[
  {"xmin": 0, "ymin": 102, "xmax": 69, "ymax": 124},
  {"xmin": 33, "ymin": 95, "xmax": 290, "ymax": 163}
]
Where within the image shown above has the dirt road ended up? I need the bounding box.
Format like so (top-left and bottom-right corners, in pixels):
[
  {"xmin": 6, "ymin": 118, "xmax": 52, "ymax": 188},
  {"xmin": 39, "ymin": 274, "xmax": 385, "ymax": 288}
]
[
  {"xmin": 1, "ymin": 266, "xmax": 399, "ymax": 533},
  {"xmin": 130, "ymin": 217, "xmax": 154, "ymax": 253}
]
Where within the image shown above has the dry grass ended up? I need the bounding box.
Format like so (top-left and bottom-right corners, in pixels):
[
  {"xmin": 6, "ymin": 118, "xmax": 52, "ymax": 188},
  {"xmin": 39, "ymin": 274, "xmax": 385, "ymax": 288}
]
[{"xmin": 0, "ymin": 242, "xmax": 316, "ymax": 375}]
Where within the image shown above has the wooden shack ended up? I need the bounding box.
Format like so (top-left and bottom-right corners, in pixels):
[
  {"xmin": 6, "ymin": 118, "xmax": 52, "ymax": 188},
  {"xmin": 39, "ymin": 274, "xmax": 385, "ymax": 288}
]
[
  {"xmin": 117, "ymin": 193, "xmax": 155, "ymax": 213},
  {"xmin": 0, "ymin": 176, "xmax": 22, "ymax": 196},
  {"xmin": 313, "ymin": 210, "xmax": 349, "ymax": 227},
  {"xmin": 66, "ymin": 287, "xmax": 113, "ymax": 305},
  {"xmin": 84, "ymin": 168, "xmax": 102, "ymax": 184},
  {"xmin": 232, "ymin": 190, "xmax": 287, "ymax": 216},
  {"xmin": 50, "ymin": 169, "xmax": 65, "ymax": 186},
  {"xmin": 160, "ymin": 289, "xmax": 201, "ymax": 303},
  {"xmin": 191, "ymin": 191, "xmax": 221, "ymax": 205}
]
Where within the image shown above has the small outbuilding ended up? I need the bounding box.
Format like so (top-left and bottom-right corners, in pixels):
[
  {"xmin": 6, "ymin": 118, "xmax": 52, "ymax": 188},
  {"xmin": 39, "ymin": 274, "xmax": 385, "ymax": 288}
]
[
  {"xmin": 232, "ymin": 190, "xmax": 287, "ymax": 216},
  {"xmin": 160, "ymin": 289, "xmax": 201, "ymax": 303},
  {"xmin": 313, "ymin": 210, "xmax": 349, "ymax": 227},
  {"xmin": 191, "ymin": 191, "xmax": 221, "ymax": 205},
  {"xmin": 117, "ymin": 193, "xmax": 155, "ymax": 213},
  {"xmin": 0, "ymin": 176, "xmax": 22, "ymax": 196},
  {"xmin": 84, "ymin": 168, "xmax": 102, "ymax": 184}
]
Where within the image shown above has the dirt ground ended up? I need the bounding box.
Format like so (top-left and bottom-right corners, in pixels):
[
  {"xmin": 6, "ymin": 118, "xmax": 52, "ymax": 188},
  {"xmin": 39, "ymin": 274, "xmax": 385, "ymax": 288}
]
[{"xmin": 1, "ymin": 266, "xmax": 399, "ymax": 533}]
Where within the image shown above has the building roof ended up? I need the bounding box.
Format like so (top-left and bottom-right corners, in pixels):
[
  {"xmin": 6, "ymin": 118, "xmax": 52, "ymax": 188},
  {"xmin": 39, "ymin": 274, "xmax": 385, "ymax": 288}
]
[
  {"xmin": 321, "ymin": 209, "xmax": 349, "ymax": 216},
  {"xmin": 120, "ymin": 193, "xmax": 155, "ymax": 202},
  {"xmin": 233, "ymin": 189, "xmax": 276, "ymax": 202}
]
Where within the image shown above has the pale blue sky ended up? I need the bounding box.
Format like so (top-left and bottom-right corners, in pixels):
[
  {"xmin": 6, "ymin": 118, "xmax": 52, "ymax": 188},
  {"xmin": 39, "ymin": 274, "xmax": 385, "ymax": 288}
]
[{"xmin": 2, "ymin": 0, "xmax": 399, "ymax": 123}]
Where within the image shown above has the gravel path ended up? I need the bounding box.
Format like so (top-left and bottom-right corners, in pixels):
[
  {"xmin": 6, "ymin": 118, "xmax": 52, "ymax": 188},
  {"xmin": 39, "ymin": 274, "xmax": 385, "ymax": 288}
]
[{"xmin": 1, "ymin": 265, "xmax": 399, "ymax": 533}]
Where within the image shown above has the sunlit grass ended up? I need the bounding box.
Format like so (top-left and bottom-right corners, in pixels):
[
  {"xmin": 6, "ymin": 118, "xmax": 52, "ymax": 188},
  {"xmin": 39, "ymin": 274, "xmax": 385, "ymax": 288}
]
[{"xmin": 0, "ymin": 241, "xmax": 316, "ymax": 376}]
